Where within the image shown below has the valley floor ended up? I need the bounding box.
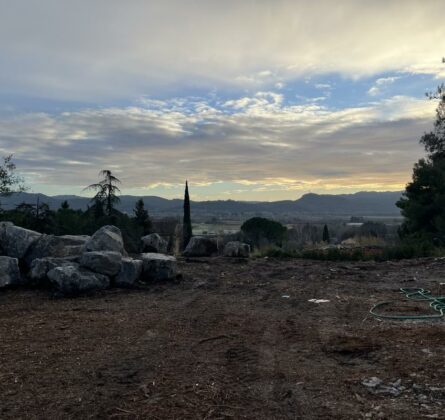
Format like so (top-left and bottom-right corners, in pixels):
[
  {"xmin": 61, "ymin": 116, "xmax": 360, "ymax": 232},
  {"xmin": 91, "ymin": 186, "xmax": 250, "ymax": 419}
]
[{"xmin": 1, "ymin": 257, "xmax": 445, "ymax": 419}]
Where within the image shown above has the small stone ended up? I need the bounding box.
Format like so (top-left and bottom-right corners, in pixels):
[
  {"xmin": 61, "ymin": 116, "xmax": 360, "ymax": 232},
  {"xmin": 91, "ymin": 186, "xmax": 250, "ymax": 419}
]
[{"xmin": 362, "ymin": 377, "xmax": 383, "ymax": 388}]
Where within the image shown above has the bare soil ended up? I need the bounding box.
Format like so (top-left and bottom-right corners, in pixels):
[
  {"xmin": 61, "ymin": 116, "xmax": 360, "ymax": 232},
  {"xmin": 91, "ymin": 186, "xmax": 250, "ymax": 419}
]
[{"xmin": 1, "ymin": 257, "xmax": 445, "ymax": 419}]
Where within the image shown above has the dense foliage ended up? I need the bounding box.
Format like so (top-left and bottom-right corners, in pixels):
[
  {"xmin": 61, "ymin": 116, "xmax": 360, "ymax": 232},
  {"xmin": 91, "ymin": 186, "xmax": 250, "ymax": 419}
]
[
  {"xmin": 397, "ymin": 82, "xmax": 445, "ymax": 245},
  {"xmin": 0, "ymin": 199, "xmax": 154, "ymax": 253},
  {"xmin": 0, "ymin": 167, "xmax": 154, "ymax": 253},
  {"xmin": 241, "ymin": 217, "xmax": 287, "ymax": 248}
]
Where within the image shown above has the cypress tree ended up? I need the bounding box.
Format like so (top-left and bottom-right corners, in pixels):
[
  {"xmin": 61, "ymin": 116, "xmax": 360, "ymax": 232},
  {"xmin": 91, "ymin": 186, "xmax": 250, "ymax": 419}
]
[
  {"xmin": 183, "ymin": 181, "xmax": 193, "ymax": 249},
  {"xmin": 322, "ymin": 224, "xmax": 330, "ymax": 243}
]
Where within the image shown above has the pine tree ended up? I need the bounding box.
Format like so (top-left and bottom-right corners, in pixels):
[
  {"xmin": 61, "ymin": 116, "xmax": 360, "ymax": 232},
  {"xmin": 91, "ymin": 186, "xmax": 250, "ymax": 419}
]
[
  {"xmin": 84, "ymin": 170, "xmax": 121, "ymax": 217},
  {"xmin": 322, "ymin": 224, "xmax": 330, "ymax": 243},
  {"xmin": 183, "ymin": 181, "xmax": 193, "ymax": 249},
  {"xmin": 133, "ymin": 198, "xmax": 152, "ymax": 235},
  {"xmin": 397, "ymin": 71, "xmax": 445, "ymax": 244}
]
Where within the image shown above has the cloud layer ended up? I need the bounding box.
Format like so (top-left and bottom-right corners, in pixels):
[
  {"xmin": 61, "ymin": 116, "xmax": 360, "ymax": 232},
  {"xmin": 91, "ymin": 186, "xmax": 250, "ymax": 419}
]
[
  {"xmin": 0, "ymin": 93, "xmax": 437, "ymax": 199},
  {"xmin": 0, "ymin": 1, "xmax": 444, "ymax": 100},
  {"xmin": 0, "ymin": 1, "xmax": 443, "ymax": 199}
]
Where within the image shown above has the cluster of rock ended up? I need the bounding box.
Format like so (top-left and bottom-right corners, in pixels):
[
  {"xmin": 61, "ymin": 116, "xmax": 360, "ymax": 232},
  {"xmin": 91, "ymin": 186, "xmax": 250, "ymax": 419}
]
[
  {"xmin": 0, "ymin": 222, "xmax": 251, "ymax": 296},
  {"xmin": 0, "ymin": 223, "xmax": 177, "ymax": 296},
  {"xmin": 182, "ymin": 236, "xmax": 250, "ymax": 258},
  {"xmin": 141, "ymin": 232, "xmax": 250, "ymax": 258}
]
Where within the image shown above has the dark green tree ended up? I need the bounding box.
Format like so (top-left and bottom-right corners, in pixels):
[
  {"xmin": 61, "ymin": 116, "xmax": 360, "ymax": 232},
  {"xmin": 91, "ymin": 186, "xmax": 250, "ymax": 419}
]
[
  {"xmin": 133, "ymin": 198, "xmax": 152, "ymax": 235},
  {"xmin": 241, "ymin": 217, "xmax": 287, "ymax": 248},
  {"xmin": 322, "ymin": 224, "xmax": 330, "ymax": 243},
  {"xmin": 55, "ymin": 200, "xmax": 84, "ymax": 235},
  {"xmin": 183, "ymin": 181, "xmax": 193, "ymax": 249},
  {"xmin": 84, "ymin": 170, "xmax": 121, "ymax": 217},
  {"xmin": 91, "ymin": 196, "xmax": 105, "ymax": 219},
  {"xmin": 397, "ymin": 75, "xmax": 445, "ymax": 244},
  {"xmin": 15, "ymin": 199, "xmax": 55, "ymax": 233}
]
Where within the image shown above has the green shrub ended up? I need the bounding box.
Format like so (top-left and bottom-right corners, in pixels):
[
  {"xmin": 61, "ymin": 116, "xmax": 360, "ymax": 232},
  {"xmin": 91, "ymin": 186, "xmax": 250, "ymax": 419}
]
[{"xmin": 300, "ymin": 248, "xmax": 369, "ymax": 261}]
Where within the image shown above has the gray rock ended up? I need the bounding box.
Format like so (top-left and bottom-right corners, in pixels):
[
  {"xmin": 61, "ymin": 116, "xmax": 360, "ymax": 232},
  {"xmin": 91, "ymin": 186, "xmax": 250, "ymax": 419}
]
[
  {"xmin": 0, "ymin": 224, "xmax": 41, "ymax": 258},
  {"xmin": 29, "ymin": 257, "xmax": 79, "ymax": 282},
  {"xmin": 141, "ymin": 253, "xmax": 177, "ymax": 281},
  {"xmin": 0, "ymin": 256, "xmax": 21, "ymax": 288},
  {"xmin": 84, "ymin": 225, "xmax": 125, "ymax": 254},
  {"xmin": 141, "ymin": 233, "xmax": 168, "ymax": 253},
  {"xmin": 183, "ymin": 236, "xmax": 218, "ymax": 257},
  {"xmin": 47, "ymin": 265, "xmax": 110, "ymax": 295},
  {"xmin": 80, "ymin": 251, "xmax": 122, "ymax": 276},
  {"xmin": 0, "ymin": 222, "xmax": 12, "ymax": 254},
  {"xmin": 115, "ymin": 258, "xmax": 143, "ymax": 287},
  {"xmin": 223, "ymin": 241, "xmax": 250, "ymax": 258},
  {"xmin": 24, "ymin": 234, "xmax": 89, "ymax": 266}
]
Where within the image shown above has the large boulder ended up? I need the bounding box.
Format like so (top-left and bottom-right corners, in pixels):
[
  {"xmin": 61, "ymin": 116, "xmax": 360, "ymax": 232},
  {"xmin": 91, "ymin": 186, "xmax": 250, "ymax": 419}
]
[
  {"xmin": 29, "ymin": 257, "xmax": 79, "ymax": 283},
  {"xmin": 24, "ymin": 234, "xmax": 89, "ymax": 266},
  {"xmin": 140, "ymin": 253, "xmax": 177, "ymax": 282},
  {"xmin": 80, "ymin": 251, "xmax": 122, "ymax": 277},
  {"xmin": 47, "ymin": 265, "xmax": 110, "ymax": 296},
  {"xmin": 0, "ymin": 256, "xmax": 21, "ymax": 288},
  {"xmin": 141, "ymin": 233, "xmax": 168, "ymax": 253},
  {"xmin": 183, "ymin": 236, "xmax": 218, "ymax": 257},
  {"xmin": 84, "ymin": 225, "xmax": 125, "ymax": 254},
  {"xmin": 223, "ymin": 241, "xmax": 251, "ymax": 258},
  {"xmin": 115, "ymin": 258, "xmax": 143, "ymax": 287},
  {"xmin": 0, "ymin": 224, "xmax": 41, "ymax": 258}
]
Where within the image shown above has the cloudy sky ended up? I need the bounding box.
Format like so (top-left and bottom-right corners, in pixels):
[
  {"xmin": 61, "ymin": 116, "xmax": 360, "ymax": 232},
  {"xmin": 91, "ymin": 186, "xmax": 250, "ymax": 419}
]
[{"xmin": 0, "ymin": 0, "xmax": 444, "ymax": 200}]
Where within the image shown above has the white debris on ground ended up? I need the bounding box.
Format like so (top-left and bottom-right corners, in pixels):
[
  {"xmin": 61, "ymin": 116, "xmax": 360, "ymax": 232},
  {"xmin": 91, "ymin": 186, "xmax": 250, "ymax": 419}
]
[
  {"xmin": 308, "ymin": 299, "xmax": 330, "ymax": 303},
  {"xmin": 362, "ymin": 377, "xmax": 405, "ymax": 396}
]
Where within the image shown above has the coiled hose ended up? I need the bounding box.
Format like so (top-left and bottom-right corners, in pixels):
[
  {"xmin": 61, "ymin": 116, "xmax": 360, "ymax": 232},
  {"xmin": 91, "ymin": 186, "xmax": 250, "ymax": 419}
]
[{"xmin": 370, "ymin": 288, "xmax": 445, "ymax": 320}]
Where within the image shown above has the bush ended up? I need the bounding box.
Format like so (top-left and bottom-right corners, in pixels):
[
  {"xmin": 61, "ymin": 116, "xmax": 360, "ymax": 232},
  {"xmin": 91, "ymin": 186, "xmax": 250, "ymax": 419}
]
[
  {"xmin": 377, "ymin": 242, "xmax": 445, "ymax": 261},
  {"xmin": 252, "ymin": 245, "xmax": 298, "ymax": 258}
]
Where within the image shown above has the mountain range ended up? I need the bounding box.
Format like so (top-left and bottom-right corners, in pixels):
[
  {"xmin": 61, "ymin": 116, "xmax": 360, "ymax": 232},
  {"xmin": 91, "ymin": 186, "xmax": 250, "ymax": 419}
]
[{"xmin": 0, "ymin": 191, "xmax": 403, "ymax": 219}]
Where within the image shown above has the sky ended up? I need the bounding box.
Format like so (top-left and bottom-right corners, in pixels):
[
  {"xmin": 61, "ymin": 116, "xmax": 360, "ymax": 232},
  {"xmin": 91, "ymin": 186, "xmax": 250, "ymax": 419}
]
[{"xmin": 0, "ymin": 0, "xmax": 444, "ymax": 201}]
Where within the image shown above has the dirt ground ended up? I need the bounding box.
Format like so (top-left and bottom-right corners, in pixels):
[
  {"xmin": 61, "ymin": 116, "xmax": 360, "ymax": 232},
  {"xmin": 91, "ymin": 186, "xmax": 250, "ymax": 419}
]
[{"xmin": 1, "ymin": 257, "xmax": 445, "ymax": 419}]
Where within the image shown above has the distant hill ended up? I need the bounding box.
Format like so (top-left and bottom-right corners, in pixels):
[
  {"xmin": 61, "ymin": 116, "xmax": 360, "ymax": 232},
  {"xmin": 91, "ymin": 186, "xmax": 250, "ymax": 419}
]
[{"xmin": 0, "ymin": 191, "xmax": 403, "ymax": 219}]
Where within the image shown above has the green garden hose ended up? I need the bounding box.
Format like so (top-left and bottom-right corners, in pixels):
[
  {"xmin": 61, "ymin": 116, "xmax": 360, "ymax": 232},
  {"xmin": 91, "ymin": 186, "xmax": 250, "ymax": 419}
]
[{"xmin": 370, "ymin": 288, "xmax": 445, "ymax": 320}]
